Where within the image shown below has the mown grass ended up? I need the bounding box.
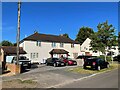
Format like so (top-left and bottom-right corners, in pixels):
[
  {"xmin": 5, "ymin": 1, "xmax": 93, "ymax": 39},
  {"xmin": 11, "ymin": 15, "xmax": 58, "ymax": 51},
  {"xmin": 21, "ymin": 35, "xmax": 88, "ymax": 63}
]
[
  {"xmin": 6, "ymin": 79, "xmax": 37, "ymax": 84},
  {"xmin": 68, "ymin": 64, "xmax": 119, "ymax": 74},
  {"xmin": 20, "ymin": 79, "xmax": 37, "ymax": 84}
]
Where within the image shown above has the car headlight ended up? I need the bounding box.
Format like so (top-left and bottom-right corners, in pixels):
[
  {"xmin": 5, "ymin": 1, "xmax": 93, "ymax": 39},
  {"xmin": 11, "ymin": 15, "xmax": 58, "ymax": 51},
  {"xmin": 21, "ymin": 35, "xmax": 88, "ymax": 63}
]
[
  {"xmin": 19, "ymin": 62, "xmax": 22, "ymax": 64},
  {"xmin": 56, "ymin": 62, "xmax": 60, "ymax": 64}
]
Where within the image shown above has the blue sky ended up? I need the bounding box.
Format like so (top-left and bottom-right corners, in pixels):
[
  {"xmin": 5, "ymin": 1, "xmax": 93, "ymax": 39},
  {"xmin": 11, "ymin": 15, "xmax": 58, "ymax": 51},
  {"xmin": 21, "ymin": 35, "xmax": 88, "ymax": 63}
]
[{"xmin": 2, "ymin": 2, "xmax": 118, "ymax": 43}]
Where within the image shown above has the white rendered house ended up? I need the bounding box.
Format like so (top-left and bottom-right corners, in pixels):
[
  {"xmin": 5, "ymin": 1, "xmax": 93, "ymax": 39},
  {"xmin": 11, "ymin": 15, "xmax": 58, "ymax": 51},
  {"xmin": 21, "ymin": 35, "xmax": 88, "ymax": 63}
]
[
  {"xmin": 80, "ymin": 38, "xmax": 119, "ymax": 57},
  {"xmin": 80, "ymin": 38, "xmax": 103, "ymax": 56},
  {"xmin": 106, "ymin": 46, "xmax": 119, "ymax": 57},
  {"xmin": 20, "ymin": 32, "xmax": 80, "ymax": 63}
]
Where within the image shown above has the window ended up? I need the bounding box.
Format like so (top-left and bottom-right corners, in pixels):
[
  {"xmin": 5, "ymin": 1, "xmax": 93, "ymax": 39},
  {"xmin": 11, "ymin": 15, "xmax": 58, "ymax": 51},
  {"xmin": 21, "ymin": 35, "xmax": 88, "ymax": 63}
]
[
  {"xmin": 52, "ymin": 42, "xmax": 56, "ymax": 47},
  {"xmin": 84, "ymin": 47, "xmax": 86, "ymax": 49},
  {"xmin": 31, "ymin": 53, "xmax": 39, "ymax": 59},
  {"xmin": 36, "ymin": 53, "xmax": 38, "ymax": 58},
  {"xmin": 33, "ymin": 53, "xmax": 35, "ymax": 58},
  {"xmin": 71, "ymin": 44, "xmax": 74, "ymax": 48},
  {"xmin": 31, "ymin": 53, "xmax": 33, "ymax": 59},
  {"xmin": 36, "ymin": 41, "xmax": 41, "ymax": 47},
  {"xmin": 93, "ymin": 51, "xmax": 97, "ymax": 53},
  {"xmin": 60, "ymin": 43, "xmax": 64, "ymax": 47}
]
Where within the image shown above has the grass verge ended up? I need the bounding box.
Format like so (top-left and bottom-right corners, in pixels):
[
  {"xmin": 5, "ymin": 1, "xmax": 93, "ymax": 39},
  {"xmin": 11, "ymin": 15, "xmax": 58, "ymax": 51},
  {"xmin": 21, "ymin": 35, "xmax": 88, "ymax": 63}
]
[
  {"xmin": 68, "ymin": 63, "xmax": 119, "ymax": 74},
  {"xmin": 6, "ymin": 79, "xmax": 37, "ymax": 84}
]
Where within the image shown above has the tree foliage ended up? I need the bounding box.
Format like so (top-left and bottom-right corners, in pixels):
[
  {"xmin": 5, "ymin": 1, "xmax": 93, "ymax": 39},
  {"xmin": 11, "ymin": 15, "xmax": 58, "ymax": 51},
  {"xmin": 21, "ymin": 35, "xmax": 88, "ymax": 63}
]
[
  {"xmin": 118, "ymin": 32, "xmax": 120, "ymax": 52},
  {"xmin": 63, "ymin": 33, "xmax": 69, "ymax": 38},
  {"xmin": 0, "ymin": 40, "xmax": 13, "ymax": 46},
  {"xmin": 75, "ymin": 27, "xmax": 94, "ymax": 45},
  {"xmin": 90, "ymin": 20, "xmax": 116, "ymax": 60}
]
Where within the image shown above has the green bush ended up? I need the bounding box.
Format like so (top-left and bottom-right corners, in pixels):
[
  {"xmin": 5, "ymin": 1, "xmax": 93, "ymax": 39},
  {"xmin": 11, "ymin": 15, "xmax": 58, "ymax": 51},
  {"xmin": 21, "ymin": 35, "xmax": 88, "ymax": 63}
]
[{"xmin": 97, "ymin": 55, "xmax": 112, "ymax": 62}]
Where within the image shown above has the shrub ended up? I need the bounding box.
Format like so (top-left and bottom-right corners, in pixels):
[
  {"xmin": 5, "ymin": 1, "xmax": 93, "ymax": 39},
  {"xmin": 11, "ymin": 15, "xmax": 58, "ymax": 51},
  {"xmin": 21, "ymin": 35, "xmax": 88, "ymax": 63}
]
[{"xmin": 97, "ymin": 55, "xmax": 112, "ymax": 62}]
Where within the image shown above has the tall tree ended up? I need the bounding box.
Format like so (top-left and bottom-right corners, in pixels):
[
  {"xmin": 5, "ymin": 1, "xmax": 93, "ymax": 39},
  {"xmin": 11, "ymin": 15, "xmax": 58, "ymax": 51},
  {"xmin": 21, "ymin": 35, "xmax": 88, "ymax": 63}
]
[
  {"xmin": 90, "ymin": 20, "xmax": 116, "ymax": 61},
  {"xmin": 63, "ymin": 33, "xmax": 69, "ymax": 38},
  {"xmin": 0, "ymin": 40, "xmax": 13, "ymax": 46},
  {"xmin": 118, "ymin": 32, "xmax": 120, "ymax": 53},
  {"xmin": 75, "ymin": 27, "xmax": 94, "ymax": 44}
]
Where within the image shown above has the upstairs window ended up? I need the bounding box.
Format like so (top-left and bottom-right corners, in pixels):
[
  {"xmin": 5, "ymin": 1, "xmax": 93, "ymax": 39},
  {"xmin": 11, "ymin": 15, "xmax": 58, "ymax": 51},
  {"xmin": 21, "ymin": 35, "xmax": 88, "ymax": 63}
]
[
  {"xmin": 71, "ymin": 43, "xmax": 74, "ymax": 48},
  {"xmin": 52, "ymin": 42, "xmax": 56, "ymax": 47},
  {"xmin": 93, "ymin": 51, "xmax": 97, "ymax": 53},
  {"xmin": 60, "ymin": 43, "xmax": 64, "ymax": 47},
  {"xmin": 36, "ymin": 41, "xmax": 41, "ymax": 47},
  {"xmin": 31, "ymin": 53, "xmax": 39, "ymax": 59}
]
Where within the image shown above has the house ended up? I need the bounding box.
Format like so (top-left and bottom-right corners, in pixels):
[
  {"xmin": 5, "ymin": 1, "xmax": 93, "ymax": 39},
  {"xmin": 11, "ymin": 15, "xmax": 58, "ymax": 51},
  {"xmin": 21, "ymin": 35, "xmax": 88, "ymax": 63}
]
[
  {"xmin": 80, "ymin": 38, "xmax": 103, "ymax": 56},
  {"xmin": 0, "ymin": 46, "xmax": 26, "ymax": 71},
  {"xmin": 80, "ymin": 38, "xmax": 119, "ymax": 57},
  {"xmin": 106, "ymin": 46, "xmax": 119, "ymax": 57},
  {"xmin": 19, "ymin": 32, "xmax": 80, "ymax": 63}
]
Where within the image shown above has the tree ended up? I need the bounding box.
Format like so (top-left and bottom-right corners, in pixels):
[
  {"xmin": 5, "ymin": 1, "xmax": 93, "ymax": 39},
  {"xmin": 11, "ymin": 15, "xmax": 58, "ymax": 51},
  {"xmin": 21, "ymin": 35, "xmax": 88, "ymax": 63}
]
[
  {"xmin": 0, "ymin": 40, "xmax": 13, "ymax": 46},
  {"xmin": 63, "ymin": 33, "xmax": 69, "ymax": 38},
  {"xmin": 118, "ymin": 32, "xmax": 120, "ymax": 53},
  {"xmin": 90, "ymin": 20, "xmax": 116, "ymax": 61},
  {"xmin": 75, "ymin": 27, "xmax": 94, "ymax": 45}
]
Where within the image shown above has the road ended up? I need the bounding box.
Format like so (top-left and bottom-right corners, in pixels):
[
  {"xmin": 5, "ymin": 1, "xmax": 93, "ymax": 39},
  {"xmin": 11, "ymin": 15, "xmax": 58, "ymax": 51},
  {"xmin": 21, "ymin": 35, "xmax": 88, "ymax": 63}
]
[{"xmin": 56, "ymin": 69, "xmax": 118, "ymax": 88}]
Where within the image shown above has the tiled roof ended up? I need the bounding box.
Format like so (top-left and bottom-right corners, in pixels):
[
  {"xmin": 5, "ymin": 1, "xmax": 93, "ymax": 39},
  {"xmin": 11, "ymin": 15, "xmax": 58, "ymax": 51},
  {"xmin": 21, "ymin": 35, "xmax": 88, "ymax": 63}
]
[
  {"xmin": 21, "ymin": 32, "xmax": 79, "ymax": 44},
  {"xmin": 49, "ymin": 49, "xmax": 69, "ymax": 54},
  {"xmin": 0, "ymin": 46, "xmax": 26, "ymax": 55}
]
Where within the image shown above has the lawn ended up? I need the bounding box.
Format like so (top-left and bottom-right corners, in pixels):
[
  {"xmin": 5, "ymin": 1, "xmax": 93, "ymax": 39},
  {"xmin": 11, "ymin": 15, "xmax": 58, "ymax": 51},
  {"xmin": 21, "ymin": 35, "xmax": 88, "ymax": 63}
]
[
  {"xmin": 68, "ymin": 63, "xmax": 119, "ymax": 74},
  {"xmin": 3, "ymin": 79, "xmax": 37, "ymax": 88}
]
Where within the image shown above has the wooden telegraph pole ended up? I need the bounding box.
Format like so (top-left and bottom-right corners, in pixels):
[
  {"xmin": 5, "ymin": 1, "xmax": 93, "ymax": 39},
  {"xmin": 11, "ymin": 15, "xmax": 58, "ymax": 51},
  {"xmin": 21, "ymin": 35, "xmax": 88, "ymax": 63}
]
[{"xmin": 16, "ymin": 0, "xmax": 21, "ymax": 66}]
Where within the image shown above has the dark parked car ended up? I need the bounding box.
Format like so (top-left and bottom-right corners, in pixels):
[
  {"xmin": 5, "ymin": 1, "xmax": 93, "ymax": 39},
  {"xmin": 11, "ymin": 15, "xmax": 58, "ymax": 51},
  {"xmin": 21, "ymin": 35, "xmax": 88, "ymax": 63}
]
[
  {"xmin": 11, "ymin": 56, "xmax": 31, "ymax": 69},
  {"xmin": 46, "ymin": 58, "xmax": 66, "ymax": 67},
  {"xmin": 113, "ymin": 55, "xmax": 120, "ymax": 62},
  {"xmin": 83, "ymin": 58, "xmax": 109, "ymax": 70},
  {"xmin": 62, "ymin": 58, "xmax": 77, "ymax": 66}
]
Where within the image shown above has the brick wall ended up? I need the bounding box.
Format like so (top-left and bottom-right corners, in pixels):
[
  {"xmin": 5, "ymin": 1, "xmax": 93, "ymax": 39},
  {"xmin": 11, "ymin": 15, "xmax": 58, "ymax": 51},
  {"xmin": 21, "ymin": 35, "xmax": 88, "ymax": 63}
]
[
  {"xmin": 76, "ymin": 59, "xmax": 84, "ymax": 66},
  {"xmin": 6, "ymin": 63, "xmax": 21, "ymax": 74},
  {"xmin": 0, "ymin": 49, "xmax": 4, "ymax": 62}
]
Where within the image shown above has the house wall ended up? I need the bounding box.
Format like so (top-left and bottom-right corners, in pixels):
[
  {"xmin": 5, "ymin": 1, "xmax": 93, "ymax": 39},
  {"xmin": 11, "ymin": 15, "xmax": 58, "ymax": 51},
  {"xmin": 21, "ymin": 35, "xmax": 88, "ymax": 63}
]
[
  {"xmin": 80, "ymin": 38, "xmax": 103, "ymax": 56},
  {"xmin": 81, "ymin": 38, "xmax": 119, "ymax": 57},
  {"xmin": 106, "ymin": 46, "xmax": 119, "ymax": 57},
  {"xmin": 0, "ymin": 48, "xmax": 4, "ymax": 62},
  {"xmin": 20, "ymin": 41, "xmax": 80, "ymax": 63}
]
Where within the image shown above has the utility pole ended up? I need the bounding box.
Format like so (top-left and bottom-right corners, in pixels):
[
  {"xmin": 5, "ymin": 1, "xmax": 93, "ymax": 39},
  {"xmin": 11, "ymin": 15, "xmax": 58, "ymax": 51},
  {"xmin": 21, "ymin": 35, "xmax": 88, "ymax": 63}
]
[{"xmin": 16, "ymin": 0, "xmax": 21, "ymax": 65}]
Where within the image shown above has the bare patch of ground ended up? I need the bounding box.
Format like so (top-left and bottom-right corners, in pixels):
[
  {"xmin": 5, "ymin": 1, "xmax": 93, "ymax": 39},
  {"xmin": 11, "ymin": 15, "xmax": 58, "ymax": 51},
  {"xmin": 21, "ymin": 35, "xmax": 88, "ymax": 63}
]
[{"xmin": 2, "ymin": 79, "xmax": 37, "ymax": 88}]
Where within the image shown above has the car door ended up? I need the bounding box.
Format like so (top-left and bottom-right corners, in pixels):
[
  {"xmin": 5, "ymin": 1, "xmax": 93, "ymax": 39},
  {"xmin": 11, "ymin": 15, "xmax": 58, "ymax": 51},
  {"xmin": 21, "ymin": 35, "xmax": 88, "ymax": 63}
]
[{"xmin": 99, "ymin": 59, "xmax": 105, "ymax": 68}]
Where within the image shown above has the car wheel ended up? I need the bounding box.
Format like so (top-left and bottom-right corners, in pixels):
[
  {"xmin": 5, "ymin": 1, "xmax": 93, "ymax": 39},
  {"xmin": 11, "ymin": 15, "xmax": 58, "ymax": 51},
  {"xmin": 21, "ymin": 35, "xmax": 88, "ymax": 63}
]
[
  {"xmin": 66, "ymin": 63, "xmax": 69, "ymax": 66},
  {"xmin": 46, "ymin": 63, "xmax": 48, "ymax": 66},
  {"xmin": 97, "ymin": 66, "xmax": 101, "ymax": 71},
  {"xmin": 83, "ymin": 65, "xmax": 86, "ymax": 69},
  {"xmin": 107, "ymin": 64, "xmax": 110, "ymax": 68},
  {"xmin": 53, "ymin": 63, "xmax": 57, "ymax": 67}
]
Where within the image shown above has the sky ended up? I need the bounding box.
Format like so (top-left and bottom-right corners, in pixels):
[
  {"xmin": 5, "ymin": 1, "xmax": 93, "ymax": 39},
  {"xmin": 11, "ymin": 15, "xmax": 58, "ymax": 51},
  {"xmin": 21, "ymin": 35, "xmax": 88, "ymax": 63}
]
[{"xmin": 2, "ymin": 2, "xmax": 119, "ymax": 43}]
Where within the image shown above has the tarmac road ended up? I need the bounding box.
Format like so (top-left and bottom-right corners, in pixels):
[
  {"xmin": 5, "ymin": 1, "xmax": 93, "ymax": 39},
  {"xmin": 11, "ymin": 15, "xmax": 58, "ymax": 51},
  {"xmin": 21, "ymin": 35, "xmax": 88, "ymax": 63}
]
[{"xmin": 57, "ymin": 69, "xmax": 119, "ymax": 88}]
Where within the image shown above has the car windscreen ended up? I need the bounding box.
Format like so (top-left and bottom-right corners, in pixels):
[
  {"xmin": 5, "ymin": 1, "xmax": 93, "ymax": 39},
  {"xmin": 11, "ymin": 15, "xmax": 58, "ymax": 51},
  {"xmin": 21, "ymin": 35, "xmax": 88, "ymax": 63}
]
[
  {"xmin": 52, "ymin": 58, "xmax": 59, "ymax": 61},
  {"xmin": 19, "ymin": 56, "xmax": 26, "ymax": 60},
  {"xmin": 85, "ymin": 58, "xmax": 97, "ymax": 62}
]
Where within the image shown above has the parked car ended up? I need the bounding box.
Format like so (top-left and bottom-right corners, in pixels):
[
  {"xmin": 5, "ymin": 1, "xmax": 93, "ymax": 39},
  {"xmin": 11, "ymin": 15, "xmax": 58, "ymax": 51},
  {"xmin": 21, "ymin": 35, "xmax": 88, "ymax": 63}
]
[
  {"xmin": 83, "ymin": 58, "xmax": 109, "ymax": 70},
  {"xmin": 6, "ymin": 56, "xmax": 31, "ymax": 69},
  {"xmin": 76, "ymin": 55, "xmax": 97, "ymax": 60},
  {"xmin": 62, "ymin": 58, "xmax": 77, "ymax": 66},
  {"xmin": 45, "ymin": 58, "xmax": 66, "ymax": 67},
  {"xmin": 113, "ymin": 55, "xmax": 120, "ymax": 62}
]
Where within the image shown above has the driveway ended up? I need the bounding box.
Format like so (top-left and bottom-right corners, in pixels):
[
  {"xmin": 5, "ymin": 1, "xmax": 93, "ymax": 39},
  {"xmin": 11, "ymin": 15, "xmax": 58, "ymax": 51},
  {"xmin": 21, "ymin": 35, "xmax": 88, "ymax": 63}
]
[{"xmin": 2, "ymin": 64, "xmax": 91, "ymax": 88}]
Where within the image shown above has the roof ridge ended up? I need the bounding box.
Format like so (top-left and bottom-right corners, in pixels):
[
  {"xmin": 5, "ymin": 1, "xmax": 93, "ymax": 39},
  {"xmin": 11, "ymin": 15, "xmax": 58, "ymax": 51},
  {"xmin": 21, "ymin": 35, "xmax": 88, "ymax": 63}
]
[{"xmin": 20, "ymin": 32, "xmax": 80, "ymax": 44}]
